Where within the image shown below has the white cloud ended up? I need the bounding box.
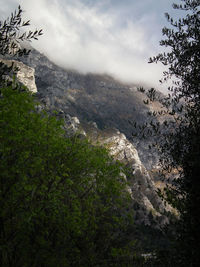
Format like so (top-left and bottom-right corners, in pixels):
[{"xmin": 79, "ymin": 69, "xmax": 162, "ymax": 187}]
[{"xmin": 1, "ymin": 0, "xmax": 173, "ymax": 90}]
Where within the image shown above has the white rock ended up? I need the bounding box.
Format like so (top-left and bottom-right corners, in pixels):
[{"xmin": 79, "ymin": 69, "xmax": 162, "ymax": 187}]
[{"xmin": 1, "ymin": 59, "xmax": 37, "ymax": 93}]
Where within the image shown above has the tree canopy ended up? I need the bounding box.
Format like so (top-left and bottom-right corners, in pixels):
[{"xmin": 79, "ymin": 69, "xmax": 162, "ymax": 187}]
[{"xmin": 0, "ymin": 83, "xmax": 136, "ymax": 266}]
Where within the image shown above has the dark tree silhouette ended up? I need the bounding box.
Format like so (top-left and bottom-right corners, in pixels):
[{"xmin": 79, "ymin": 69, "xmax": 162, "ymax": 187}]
[
  {"xmin": 0, "ymin": 5, "xmax": 42, "ymax": 85},
  {"xmin": 139, "ymin": 1, "xmax": 200, "ymax": 265}
]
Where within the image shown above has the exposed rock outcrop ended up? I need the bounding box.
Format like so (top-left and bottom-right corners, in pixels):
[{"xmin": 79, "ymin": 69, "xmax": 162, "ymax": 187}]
[{"xmin": 1, "ymin": 59, "xmax": 37, "ymax": 93}]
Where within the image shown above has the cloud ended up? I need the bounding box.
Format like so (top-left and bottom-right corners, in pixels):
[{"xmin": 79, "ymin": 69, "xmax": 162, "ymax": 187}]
[{"xmin": 1, "ymin": 0, "xmax": 174, "ymax": 90}]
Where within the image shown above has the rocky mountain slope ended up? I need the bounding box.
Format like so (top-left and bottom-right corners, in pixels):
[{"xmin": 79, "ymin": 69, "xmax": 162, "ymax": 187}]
[
  {"xmin": 8, "ymin": 49, "xmax": 175, "ymax": 230},
  {"xmin": 19, "ymin": 49, "xmax": 165, "ymax": 169}
]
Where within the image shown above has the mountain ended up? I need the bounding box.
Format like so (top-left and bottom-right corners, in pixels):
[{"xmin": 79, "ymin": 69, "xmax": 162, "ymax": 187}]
[
  {"xmin": 6, "ymin": 49, "xmax": 176, "ymax": 235},
  {"xmin": 19, "ymin": 48, "xmax": 165, "ymax": 170}
]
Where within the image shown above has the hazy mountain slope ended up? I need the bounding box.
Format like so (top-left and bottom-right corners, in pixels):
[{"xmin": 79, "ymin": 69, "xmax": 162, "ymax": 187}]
[
  {"xmin": 20, "ymin": 49, "xmax": 149, "ymax": 130},
  {"xmin": 20, "ymin": 49, "xmax": 165, "ymax": 169}
]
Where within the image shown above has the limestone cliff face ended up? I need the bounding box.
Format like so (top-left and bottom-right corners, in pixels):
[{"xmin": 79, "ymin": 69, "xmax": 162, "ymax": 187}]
[{"xmin": 1, "ymin": 59, "xmax": 37, "ymax": 93}]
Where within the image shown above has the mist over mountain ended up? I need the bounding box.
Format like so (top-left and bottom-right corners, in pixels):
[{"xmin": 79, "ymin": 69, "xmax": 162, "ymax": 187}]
[
  {"xmin": 18, "ymin": 48, "xmax": 166, "ymax": 169},
  {"xmin": 1, "ymin": 0, "xmax": 175, "ymax": 90}
]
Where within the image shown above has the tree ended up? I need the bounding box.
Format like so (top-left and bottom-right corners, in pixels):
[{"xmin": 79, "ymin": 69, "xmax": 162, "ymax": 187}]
[
  {"xmin": 0, "ymin": 83, "xmax": 137, "ymax": 267},
  {"xmin": 136, "ymin": 1, "xmax": 200, "ymax": 266}
]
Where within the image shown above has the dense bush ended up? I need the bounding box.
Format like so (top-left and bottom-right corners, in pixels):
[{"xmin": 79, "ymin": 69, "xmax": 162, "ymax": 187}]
[{"xmin": 0, "ymin": 83, "xmax": 136, "ymax": 266}]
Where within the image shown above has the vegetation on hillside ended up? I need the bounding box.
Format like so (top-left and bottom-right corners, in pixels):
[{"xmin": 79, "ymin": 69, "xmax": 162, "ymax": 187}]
[{"xmin": 0, "ymin": 83, "xmax": 139, "ymax": 266}]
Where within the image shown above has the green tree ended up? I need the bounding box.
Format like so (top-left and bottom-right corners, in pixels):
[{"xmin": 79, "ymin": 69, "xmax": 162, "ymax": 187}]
[
  {"xmin": 0, "ymin": 77, "xmax": 136, "ymax": 267},
  {"xmin": 137, "ymin": 1, "xmax": 200, "ymax": 266}
]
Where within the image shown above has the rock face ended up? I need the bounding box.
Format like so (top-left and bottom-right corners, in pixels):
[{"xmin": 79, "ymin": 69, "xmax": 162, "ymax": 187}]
[
  {"xmin": 1, "ymin": 59, "xmax": 37, "ymax": 93},
  {"xmin": 19, "ymin": 49, "xmax": 165, "ymax": 169}
]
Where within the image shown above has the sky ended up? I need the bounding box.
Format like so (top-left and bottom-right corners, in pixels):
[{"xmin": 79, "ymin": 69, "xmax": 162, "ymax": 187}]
[{"xmin": 0, "ymin": 0, "xmax": 178, "ymax": 90}]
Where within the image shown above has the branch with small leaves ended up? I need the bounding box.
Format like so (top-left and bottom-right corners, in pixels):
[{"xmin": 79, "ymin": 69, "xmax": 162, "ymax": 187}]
[{"xmin": 0, "ymin": 5, "xmax": 43, "ymax": 57}]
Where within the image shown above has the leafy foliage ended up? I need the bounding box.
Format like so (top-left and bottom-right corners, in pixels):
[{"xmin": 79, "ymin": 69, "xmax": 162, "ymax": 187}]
[
  {"xmin": 0, "ymin": 5, "xmax": 42, "ymax": 86},
  {"xmin": 0, "ymin": 83, "xmax": 136, "ymax": 266},
  {"xmin": 133, "ymin": 1, "xmax": 200, "ymax": 266},
  {"xmin": 0, "ymin": 5, "xmax": 42, "ymax": 57}
]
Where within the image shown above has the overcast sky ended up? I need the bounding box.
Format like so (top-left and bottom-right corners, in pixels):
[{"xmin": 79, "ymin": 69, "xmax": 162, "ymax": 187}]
[{"xmin": 1, "ymin": 0, "xmax": 178, "ymax": 89}]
